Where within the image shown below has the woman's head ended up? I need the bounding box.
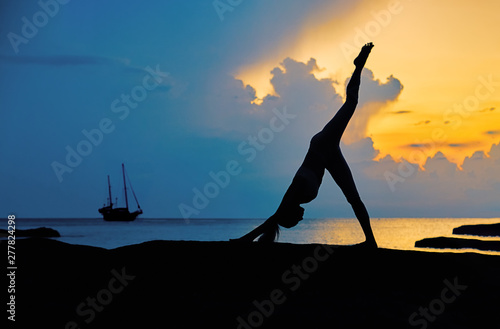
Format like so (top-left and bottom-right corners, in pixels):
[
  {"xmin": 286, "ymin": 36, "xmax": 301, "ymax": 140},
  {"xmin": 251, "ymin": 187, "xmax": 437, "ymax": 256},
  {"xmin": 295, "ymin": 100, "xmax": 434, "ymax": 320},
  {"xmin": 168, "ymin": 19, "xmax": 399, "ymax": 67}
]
[{"xmin": 276, "ymin": 204, "xmax": 304, "ymax": 228}]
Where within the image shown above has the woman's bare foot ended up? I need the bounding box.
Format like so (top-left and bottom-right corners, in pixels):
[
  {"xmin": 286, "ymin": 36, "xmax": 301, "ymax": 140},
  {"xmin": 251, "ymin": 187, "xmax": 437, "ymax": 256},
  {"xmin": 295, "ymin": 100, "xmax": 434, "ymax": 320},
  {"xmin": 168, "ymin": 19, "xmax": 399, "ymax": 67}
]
[
  {"xmin": 353, "ymin": 42, "xmax": 374, "ymax": 68},
  {"xmin": 354, "ymin": 239, "xmax": 378, "ymax": 250}
]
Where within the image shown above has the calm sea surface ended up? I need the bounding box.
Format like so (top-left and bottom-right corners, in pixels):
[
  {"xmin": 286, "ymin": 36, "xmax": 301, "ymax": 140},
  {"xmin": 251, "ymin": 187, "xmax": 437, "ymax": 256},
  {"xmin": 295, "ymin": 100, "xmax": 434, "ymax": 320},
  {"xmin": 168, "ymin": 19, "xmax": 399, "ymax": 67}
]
[{"xmin": 11, "ymin": 217, "xmax": 500, "ymax": 255}]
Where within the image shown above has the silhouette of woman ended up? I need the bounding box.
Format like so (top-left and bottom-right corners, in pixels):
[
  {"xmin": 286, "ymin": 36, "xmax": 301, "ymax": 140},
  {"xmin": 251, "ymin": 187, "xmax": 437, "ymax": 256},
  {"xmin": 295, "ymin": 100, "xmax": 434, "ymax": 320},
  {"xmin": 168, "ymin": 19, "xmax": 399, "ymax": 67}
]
[{"xmin": 234, "ymin": 43, "xmax": 377, "ymax": 248}]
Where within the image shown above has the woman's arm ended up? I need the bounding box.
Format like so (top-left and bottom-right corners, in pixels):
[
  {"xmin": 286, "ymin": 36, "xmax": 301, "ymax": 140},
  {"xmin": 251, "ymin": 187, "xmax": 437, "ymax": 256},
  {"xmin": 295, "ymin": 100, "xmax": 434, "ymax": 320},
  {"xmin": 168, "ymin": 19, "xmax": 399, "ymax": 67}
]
[{"xmin": 230, "ymin": 214, "xmax": 278, "ymax": 242}]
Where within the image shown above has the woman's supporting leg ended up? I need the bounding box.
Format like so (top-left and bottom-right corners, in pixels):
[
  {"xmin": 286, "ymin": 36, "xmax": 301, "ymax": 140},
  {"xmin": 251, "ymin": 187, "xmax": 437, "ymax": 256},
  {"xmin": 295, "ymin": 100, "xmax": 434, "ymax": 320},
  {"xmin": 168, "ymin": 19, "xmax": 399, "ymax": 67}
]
[
  {"xmin": 327, "ymin": 152, "xmax": 377, "ymax": 247},
  {"xmin": 349, "ymin": 197, "xmax": 377, "ymax": 246}
]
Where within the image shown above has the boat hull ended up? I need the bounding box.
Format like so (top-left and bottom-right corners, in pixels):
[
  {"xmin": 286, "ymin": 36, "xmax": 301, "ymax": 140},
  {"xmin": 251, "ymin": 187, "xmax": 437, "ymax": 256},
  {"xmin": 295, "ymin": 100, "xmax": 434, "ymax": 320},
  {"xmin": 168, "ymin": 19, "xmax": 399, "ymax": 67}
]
[{"xmin": 98, "ymin": 207, "xmax": 142, "ymax": 222}]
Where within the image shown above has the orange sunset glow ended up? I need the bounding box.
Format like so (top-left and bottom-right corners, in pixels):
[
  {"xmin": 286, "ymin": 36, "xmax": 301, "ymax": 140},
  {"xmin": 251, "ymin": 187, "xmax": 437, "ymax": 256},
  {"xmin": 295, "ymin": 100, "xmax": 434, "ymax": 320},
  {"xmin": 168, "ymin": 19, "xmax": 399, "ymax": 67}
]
[{"xmin": 236, "ymin": 0, "xmax": 500, "ymax": 166}]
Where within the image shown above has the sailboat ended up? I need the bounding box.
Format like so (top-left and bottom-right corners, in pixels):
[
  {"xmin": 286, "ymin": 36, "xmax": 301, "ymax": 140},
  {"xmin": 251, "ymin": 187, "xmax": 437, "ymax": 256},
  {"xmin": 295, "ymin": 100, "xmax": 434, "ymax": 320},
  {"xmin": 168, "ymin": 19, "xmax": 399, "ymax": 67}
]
[{"xmin": 98, "ymin": 163, "xmax": 143, "ymax": 221}]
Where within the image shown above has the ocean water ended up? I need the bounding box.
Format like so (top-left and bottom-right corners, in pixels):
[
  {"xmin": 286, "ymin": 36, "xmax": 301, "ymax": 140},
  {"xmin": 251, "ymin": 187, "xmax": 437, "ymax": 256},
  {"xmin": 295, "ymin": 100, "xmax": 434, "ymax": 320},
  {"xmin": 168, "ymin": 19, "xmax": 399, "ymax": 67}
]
[{"xmin": 10, "ymin": 217, "xmax": 500, "ymax": 255}]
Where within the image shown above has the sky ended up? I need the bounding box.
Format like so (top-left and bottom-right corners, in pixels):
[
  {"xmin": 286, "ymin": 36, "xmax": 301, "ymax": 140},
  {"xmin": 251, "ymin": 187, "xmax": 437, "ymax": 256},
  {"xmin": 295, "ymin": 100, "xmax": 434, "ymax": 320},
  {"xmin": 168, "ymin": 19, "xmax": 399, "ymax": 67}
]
[{"xmin": 1, "ymin": 0, "xmax": 499, "ymax": 219}]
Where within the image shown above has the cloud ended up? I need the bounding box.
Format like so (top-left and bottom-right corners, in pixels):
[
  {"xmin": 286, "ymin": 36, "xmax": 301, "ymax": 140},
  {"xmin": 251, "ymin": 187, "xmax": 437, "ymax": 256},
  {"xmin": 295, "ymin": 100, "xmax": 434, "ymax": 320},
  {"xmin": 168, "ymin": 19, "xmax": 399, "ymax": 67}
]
[
  {"xmin": 198, "ymin": 57, "xmax": 343, "ymax": 138},
  {"xmin": 341, "ymin": 137, "xmax": 380, "ymax": 163},
  {"xmin": 356, "ymin": 142, "xmax": 500, "ymax": 217},
  {"xmin": 356, "ymin": 71, "xmax": 403, "ymax": 107},
  {"xmin": 484, "ymin": 130, "xmax": 500, "ymax": 135},
  {"xmin": 393, "ymin": 110, "xmax": 412, "ymax": 114},
  {"xmin": 403, "ymin": 141, "xmax": 477, "ymax": 150},
  {"xmin": 260, "ymin": 57, "xmax": 344, "ymax": 138},
  {"xmin": 0, "ymin": 54, "xmax": 180, "ymax": 87},
  {"xmin": 197, "ymin": 74, "xmax": 259, "ymax": 136},
  {"xmin": 0, "ymin": 55, "xmax": 181, "ymax": 88},
  {"xmin": 414, "ymin": 120, "xmax": 431, "ymax": 125},
  {"xmin": 423, "ymin": 151, "xmax": 459, "ymax": 177},
  {"xmin": 407, "ymin": 143, "xmax": 429, "ymax": 148},
  {"xmin": 342, "ymin": 69, "xmax": 403, "ymax": 143},
  {"xmin": 198, "ymin": 57, "xmax": 403, "ymax": 147},
  {"xmin": 0, "ymin": 55, "xmax": 131, "ymax": 67}
]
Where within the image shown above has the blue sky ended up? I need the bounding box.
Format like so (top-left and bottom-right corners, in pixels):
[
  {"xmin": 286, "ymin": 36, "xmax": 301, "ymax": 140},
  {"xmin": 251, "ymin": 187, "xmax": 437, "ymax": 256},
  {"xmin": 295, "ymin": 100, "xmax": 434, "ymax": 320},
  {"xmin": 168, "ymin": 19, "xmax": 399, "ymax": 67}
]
[{"xmin": 1, "ymin": 0, "xmax": 499, "ymax": 219}]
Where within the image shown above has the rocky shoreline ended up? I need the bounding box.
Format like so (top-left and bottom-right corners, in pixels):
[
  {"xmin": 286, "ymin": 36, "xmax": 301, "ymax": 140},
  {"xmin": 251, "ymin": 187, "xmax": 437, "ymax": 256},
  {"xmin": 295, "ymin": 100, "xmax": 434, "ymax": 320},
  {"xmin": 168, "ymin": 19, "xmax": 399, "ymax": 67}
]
[{"xmin": 415, "ymin": 222, "xmax": 500, "ymax": 252}]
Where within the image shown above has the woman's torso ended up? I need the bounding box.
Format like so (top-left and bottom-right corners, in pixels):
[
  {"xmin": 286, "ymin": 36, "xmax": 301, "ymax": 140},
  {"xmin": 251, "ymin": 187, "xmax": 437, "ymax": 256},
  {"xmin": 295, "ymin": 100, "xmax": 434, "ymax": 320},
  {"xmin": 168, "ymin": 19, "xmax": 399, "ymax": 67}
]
[{"xmin": 294, "ymin": 131, "xmax": 342, "ymax": 203}]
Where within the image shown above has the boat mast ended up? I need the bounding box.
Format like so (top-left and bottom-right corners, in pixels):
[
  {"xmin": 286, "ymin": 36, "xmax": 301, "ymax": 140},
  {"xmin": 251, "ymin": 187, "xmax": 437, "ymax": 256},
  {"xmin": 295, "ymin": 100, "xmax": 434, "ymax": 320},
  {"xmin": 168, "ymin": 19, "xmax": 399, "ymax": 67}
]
[
  {"xmin": 107, "ymin": 175, "xmax": 113, "ymax": 207},
  {"xmin": 123, "ymin": 164, "xmax": 142, "ymax": 212},
  {"xmin": 122, "ymin": 163, "xmax": 129, "ymax": 210}
]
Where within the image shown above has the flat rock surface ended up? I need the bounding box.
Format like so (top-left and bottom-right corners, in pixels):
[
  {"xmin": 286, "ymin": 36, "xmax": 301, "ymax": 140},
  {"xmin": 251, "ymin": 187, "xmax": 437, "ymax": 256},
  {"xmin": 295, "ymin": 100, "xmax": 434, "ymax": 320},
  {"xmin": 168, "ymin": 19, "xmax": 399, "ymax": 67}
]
[
  {"xmin": 453, "ymin": 223, "xmax": 500, "ymax": 237},
  {"xmin": 415, "ymin": 236, "xmax": 500, "ymax": 252},
  {"xmin": 0, "ymin": 227, "xmax": 60, "ymax": 238}
]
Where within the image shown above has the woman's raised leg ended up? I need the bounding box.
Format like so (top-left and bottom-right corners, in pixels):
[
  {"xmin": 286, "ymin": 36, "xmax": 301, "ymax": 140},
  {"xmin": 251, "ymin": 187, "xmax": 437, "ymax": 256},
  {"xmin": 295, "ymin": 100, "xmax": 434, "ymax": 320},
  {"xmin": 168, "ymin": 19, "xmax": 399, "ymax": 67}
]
[{"xmin": 319, "ymin": 43, "xmax": 373, "ymax": 144}]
